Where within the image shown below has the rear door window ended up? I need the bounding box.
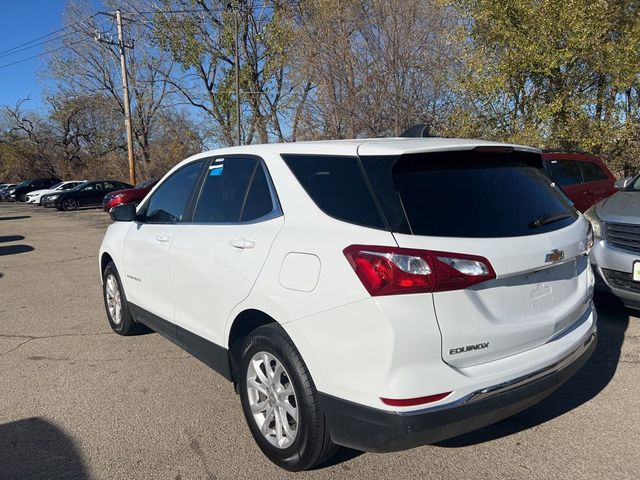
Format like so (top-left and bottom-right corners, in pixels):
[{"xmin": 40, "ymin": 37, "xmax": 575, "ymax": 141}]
[
  {"xmin": 241, "ymin": 163, "xmax": 276, "ymax": 222},
  {"xmin": 546, "ymin": 160, "xmax": 583, "ymax": 186},
  {"xmin": 580, "ymin": 162, "xmax": 609, "ymax": 182}
]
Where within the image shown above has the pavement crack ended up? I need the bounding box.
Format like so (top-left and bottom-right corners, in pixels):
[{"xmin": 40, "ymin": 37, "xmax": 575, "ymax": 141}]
[
  {"xmin": 0, "ymin": 331, "xmax": 113, "ymax": 357},
  {"xmin": 0, "ymin": 338, "xmax": 34, "ymax": 357}
]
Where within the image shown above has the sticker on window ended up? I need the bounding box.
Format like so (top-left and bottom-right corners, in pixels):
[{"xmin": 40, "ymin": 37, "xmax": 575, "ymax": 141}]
[{"xmin": 209, "ymin": 163, "xmax": 224, "ymax": 176}]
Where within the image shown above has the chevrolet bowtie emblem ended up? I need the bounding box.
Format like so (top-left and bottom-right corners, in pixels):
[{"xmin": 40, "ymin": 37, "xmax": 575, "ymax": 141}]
[{"xmin": 545, "ymin": 249, "xmax": 565, "ymax": 263}]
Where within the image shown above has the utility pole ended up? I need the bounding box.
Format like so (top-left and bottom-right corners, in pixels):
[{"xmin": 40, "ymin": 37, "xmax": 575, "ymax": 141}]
[
  {"xmin": 95, "ymin": 10, "xmax": 136, "ymax": 185},
  {"xmin": 116, "ymin": 9, "xmax": 136, "ymax": 185},
  {"xmin": 232, "ymin": 2, "xmax": 241, "ymax": 146}
]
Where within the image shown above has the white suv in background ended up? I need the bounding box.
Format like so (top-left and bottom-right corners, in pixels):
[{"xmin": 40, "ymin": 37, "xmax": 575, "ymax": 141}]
[{"xmin": 99, "ymin": 138, "xmax": 597, "ymax": 471}]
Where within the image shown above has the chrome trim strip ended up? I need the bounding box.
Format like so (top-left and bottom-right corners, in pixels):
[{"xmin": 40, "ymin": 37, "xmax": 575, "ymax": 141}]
[
  {"xmin": 398, "ymin": 331, "xmax": 596, "ymax": 417},
  {"xmin": 467, "ymin": 332, "xmax": 595, "ymax": 403}
]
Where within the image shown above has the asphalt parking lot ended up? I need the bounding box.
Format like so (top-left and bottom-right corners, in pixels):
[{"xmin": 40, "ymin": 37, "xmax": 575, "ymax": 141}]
[{"xmin": 0, "ymin": 201, "xmax": 638, "ymax": 480}]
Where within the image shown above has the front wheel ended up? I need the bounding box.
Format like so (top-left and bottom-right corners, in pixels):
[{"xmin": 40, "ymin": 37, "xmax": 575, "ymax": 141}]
[
  {"xmin": 61, "ymin": 198, "xmax": 78, "ymax": 211},
  {"xmin": 238, "ymin": 324, "xmax": 337, "ymax": 471},
  {"xmin": 102, "ymin": 262, "xmax": 140, "ymax": 335},
  {"xmin": 19, "ymin": 194, "xmax": 27, "ymax": 202}
]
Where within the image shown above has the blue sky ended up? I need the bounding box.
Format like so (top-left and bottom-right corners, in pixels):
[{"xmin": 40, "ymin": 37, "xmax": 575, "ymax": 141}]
[{"xmin": 0, "ymin": 1, "xmax": 100, "ymax": 111}]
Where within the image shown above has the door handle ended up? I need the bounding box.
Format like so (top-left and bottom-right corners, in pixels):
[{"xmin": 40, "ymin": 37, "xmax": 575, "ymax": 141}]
[
  {"xmin": 229, "ymin": 238, "xmax": 255, "ymax": 249},
  {"xmin": 156, "ymin": 234, "xmax": 171, "ymax": 243}
]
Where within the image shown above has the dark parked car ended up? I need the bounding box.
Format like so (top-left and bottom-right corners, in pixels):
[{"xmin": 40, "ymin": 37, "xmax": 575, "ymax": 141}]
[
  {"xmin": 102, "ymin": 177, "xmax": 159, "ymax": 211},
  {"xmin": 42, "ymin": 180, "xmax": 132, "ymax": 211},
  {"xmin": 12, "ymin": 178, "xmax": 62, "ymax": 202},
  {"xmin": 542, "ymin": 151, "xmax": 616, "ymax": 212}
]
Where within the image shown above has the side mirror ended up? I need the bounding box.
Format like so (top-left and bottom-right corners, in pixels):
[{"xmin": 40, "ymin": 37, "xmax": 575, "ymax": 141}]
[
  {"xmin": 614, "ymin": 176, "xmax": 633, "ymax": 190},
  {"xmin": 109, "ymin": 203, "xmax": 137, "ymax": 222}
]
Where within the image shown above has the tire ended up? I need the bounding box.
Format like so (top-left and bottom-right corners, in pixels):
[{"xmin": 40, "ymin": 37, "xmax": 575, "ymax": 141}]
[
  {"xmin": 61, "ymin": 197, "xmax": 78, "ymax": 211},
  {"xmin": 19, "ymin": 194, "xmax": 27, "ymax": 202},
  {"xmin": 102, "ymin": 262, "xmax": 140, "ymax": 335},
  {"xmin": 238, "ymin": 324, "xmax": 337, "ymax": 471}
]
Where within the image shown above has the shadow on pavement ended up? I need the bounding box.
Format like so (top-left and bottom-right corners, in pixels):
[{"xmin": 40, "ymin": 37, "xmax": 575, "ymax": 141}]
[
  {"xmin": 0, "ymin": 417, "xmax": 89, "ymax": 480},
  {"xmin": 0, "ymin": 235, "xmax": 26, "ymax": 243},
  {"xmin": 437, "ymin": 292, "xmax": 629, "ymax": 447},
  {"xmin": 0, "ymin": 216, "xmax": 31, "ymax": 221},
  {"xmin": 0, "ymin": 244, "xmax": 34, "ymax": 256}
]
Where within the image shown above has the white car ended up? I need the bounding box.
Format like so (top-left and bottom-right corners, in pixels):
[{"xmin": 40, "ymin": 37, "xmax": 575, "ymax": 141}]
[
  {"xmin": 26, "ymin": 181, "xmax": 87, "ymax": 205},
  {"xmin": 99, "ymin": 138, "xmax": 597, "ymax": 471}
]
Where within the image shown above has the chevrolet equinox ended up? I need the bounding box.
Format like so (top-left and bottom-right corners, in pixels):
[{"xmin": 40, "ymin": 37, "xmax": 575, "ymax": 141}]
[{"xmin": 99, "ymin": 138, "xmax": 597, "ymax": 471}]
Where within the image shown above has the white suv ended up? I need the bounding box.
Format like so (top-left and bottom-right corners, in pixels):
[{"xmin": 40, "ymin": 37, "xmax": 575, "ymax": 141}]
[{"xmin": 99, "ymin": 138, "xmax": 597, "ymax": 471}]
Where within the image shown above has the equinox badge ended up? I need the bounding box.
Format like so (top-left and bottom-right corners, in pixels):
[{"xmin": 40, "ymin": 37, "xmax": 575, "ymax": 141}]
[
  {"xmin": 545, "ymin": 249, "xmax": 564, "ymax": 264},
  {"xmin": 450, "ymin": 342, "xmax": 490, "ymax": 355}
]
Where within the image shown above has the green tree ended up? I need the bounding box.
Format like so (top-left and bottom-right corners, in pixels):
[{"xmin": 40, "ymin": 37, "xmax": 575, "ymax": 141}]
[{"xmin": 448, "ymin": 0, "xmax": 640, "ymax": 174}]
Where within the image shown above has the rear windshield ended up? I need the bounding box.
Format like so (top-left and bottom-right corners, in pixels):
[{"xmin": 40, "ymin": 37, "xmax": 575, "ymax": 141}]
[
  {"xmin": 387, "ymin": 153, "xmax": 577, "ymax": 237},
  {"xmin": 283, "ymin": 151, "xmax": 577, "ymax": 237}
]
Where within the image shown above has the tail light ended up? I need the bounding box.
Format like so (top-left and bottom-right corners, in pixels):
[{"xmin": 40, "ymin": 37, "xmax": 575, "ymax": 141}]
[{"xmin": 343, "ymin": 245, "xmax": 496, "ymax": 296}]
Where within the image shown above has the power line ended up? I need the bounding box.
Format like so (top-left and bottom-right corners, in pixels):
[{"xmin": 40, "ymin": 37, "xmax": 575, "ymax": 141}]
[
  {"xmin": 0, "ymin": 40, "xmax": 86, "ymax": 70},
  {"xmin": 0, "ymin": 25, "xmax": 72, "ymax": 57},
  {"xmin": 118, "ymin": 4, "xmax": 278, "ymax": 16},
  {"xmin": 0, "ymin": 14, "xmax": 98, "ymax": 58},
  {"xmin": 0, "ymin": 31, "xmax": 78, "ymax": 60}
]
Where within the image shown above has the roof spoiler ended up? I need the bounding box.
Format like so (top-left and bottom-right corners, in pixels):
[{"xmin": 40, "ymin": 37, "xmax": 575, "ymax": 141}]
[{"xmin": 400, "ymin": 124, "xmax": 431, "ymax": 138}]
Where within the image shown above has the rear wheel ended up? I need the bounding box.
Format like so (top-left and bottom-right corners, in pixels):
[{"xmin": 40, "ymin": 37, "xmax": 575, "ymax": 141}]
[
  {"xmin": 102, "ymin": 262, "xmax": 140, "ymax": 335},
  {"xmin": 19, "ymin": 194, "xmax": 27, "ymax": 202},
  {"xmin": 61, "ymin": 197, "xmax": 78, "ymax": 211},
  {"xmin": 238, "ymin": 324, "xmax": 337, "ymax": 471}
]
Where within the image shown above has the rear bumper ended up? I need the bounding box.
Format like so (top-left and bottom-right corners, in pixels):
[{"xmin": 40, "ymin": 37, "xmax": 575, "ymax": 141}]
[{"xmin": 320, "ymin": 331, "xmax": 596, "ymax": 453}]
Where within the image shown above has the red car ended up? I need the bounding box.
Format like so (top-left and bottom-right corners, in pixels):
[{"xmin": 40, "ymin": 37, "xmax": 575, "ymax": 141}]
[
  {"xmin": 102, "ymin": 178, "xmax": 159, "ymax": 211},
  {"xmin": 542, "ymin": 151, "xmax": 617, "ymax": 212}
]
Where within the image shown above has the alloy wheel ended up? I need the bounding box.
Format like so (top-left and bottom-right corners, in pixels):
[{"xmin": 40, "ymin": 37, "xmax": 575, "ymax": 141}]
[
  {"xmin": 62, "ymin": 198, "xmax": 77, "ymax": 210},
  {"xmin": 246, "ymin": 351, "xmax": 299, "ymax": 449},
  {"xmin": 105, "ymin": 273, "xmax": 122, "ymax": 326}
]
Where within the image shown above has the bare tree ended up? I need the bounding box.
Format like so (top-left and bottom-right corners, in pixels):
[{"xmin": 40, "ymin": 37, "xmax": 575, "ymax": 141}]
[
  {"xmin": 47, "ymin": 0, "xmax": 175, "ymax": 165},
  {"xmin": 291, "ymin": 0, "xmax": 458, "ymax": 139}
]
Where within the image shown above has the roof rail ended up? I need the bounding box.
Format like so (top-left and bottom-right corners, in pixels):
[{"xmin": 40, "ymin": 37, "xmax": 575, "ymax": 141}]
[
  {"xmin": 541, "ymin": 148, "xmax": 591, "ymax": 155},
  {"xmin": 400, "ymin": 124, "xmax": 431, "ymax": 138}
]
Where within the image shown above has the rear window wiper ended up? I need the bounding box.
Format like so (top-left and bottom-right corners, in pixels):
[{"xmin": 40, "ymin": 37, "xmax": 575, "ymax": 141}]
[{"xmin": 529, "ymin": 212, "xmax": 574, "ymax": 229}]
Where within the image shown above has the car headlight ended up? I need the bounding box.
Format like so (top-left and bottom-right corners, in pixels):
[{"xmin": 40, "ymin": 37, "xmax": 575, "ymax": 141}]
[
  {"xmin": 49, "ymin": 195, "xmax": 60, "ymax": 200},
  {"xmin": 583, "ymin": 206, "xmax": 603, "ymax": 239}
]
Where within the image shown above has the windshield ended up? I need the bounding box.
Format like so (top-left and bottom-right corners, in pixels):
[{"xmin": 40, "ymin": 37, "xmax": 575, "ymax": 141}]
[
  {"xmin": 626, "ymin": 174, "xmax": 640, "ymax": 191},
  {"xmin": 135, "ymin": 178, "xmax": 158, "ymax": 189},
  {"xmin": 16, "ymin": 180, "xmax": 30, "ymax": 188},
  {"xmin": 50, "ymin": 183, "xmax": 64, "ymax": 190}
]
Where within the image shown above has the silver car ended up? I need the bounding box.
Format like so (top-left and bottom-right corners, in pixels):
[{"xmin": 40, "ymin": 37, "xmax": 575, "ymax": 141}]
[{"xmin": 585, "ymin": 174, "xmax": 640, "ymax": 309}]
